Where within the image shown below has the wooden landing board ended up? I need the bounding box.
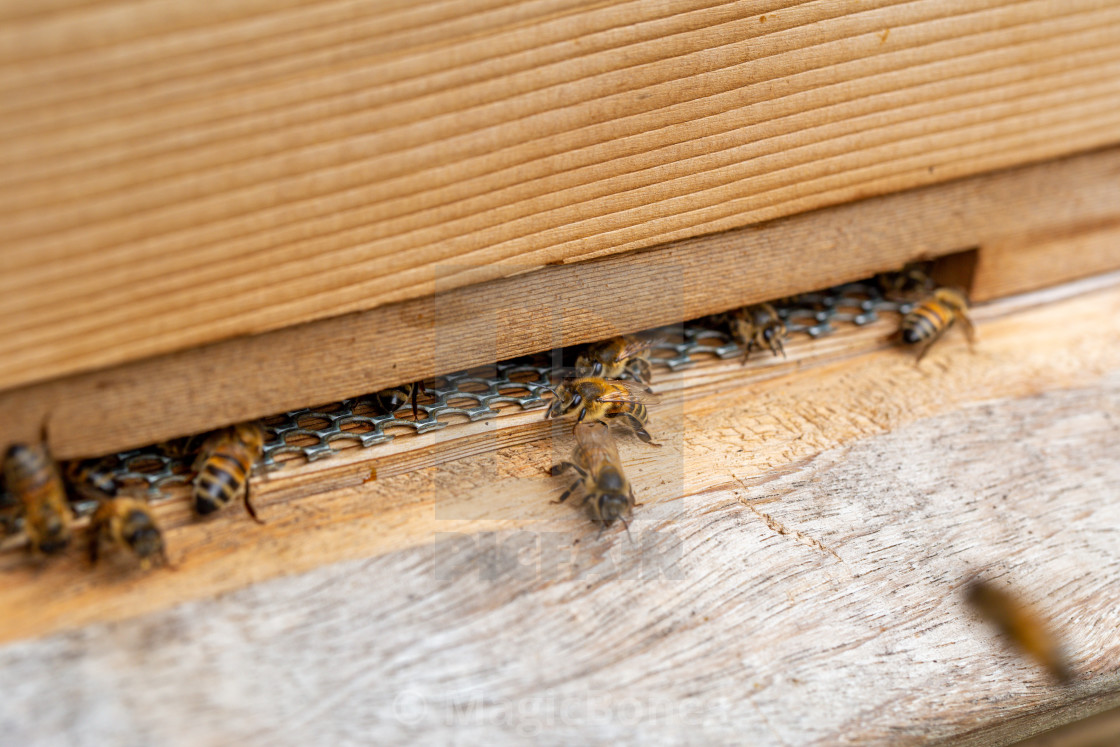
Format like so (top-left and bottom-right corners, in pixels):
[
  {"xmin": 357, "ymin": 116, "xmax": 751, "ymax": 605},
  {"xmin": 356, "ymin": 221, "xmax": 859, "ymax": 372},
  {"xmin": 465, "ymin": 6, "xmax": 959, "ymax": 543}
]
[
  {"xmin": 3, "ymin": 0, "xmax": 1120, "ymax": 390},
  {"xmin": 4, "ymin": 148, "xmax": 1120, "ymax": 459},
  {"xmin": 0, "ymin": 276, "xmax": 1118, "ymax": 744}
]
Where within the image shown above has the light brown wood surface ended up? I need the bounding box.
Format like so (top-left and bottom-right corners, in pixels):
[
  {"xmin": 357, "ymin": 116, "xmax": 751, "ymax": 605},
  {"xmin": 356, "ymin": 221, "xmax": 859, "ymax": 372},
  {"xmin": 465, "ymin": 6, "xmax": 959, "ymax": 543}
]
[
  {"xmin": 3, "ymin": 148, "xmax": 1120, "ymax": 459},
  {"xmin": 971, "ymin": 222, "xmax": 1120, "ymax": 302},
  {"xmin": 3, "ymin": 0, "xmax": 1120, "ymax": 391},
  {"xmin": 0, "ymin": 274, "xmax": 1118, "ymax": 745}
]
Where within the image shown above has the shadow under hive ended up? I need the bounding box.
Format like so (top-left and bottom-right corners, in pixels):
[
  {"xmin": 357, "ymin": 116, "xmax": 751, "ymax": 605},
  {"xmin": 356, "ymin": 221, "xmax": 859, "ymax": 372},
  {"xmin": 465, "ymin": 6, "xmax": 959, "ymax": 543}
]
[{"xmin": 1, "ymin": 280, "xmax": 913, "ymax": 524}]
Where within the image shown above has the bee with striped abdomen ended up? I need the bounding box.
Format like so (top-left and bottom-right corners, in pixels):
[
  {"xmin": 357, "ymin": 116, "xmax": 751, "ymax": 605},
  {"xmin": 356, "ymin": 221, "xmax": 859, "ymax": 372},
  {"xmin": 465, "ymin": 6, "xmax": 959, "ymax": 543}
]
[
  {"xmin": 375, "ymin": 381, "xmax": 425, "ymax": 420},
  {"xmin": 726, "ymin": 303, "xmax": 787, "ymax": 363},
  {"xmin": 965, "ymin": 577, "xmax": 1071, "ymax": 684},
  {"xmin": 550, "ymin": 422, "xmax": 637, "ymax": 535},
  {"xmin": 546, "ymin": 376, "xmax": 662, "ymax": 446},
  {"xmin": 64, "ymin": 457, "xmax": 120, "ymax": 502},
  {"xmin": 3, "ymin": 442, "xmax": 73, "ymax": 555},
  {"xmin": 192, "ymin": 422, "xmax": 267, "ymax": 523},
  {"xmin": 576, "ymin": 335, "xmax": 657, "ymax": 384},
  {"xmin": 900, "ymin": 287, "xmax": 975, "ymax": 362},
  {"xmin": 89, "ymin": 496, "xmax": 168, "ymax": 570}
]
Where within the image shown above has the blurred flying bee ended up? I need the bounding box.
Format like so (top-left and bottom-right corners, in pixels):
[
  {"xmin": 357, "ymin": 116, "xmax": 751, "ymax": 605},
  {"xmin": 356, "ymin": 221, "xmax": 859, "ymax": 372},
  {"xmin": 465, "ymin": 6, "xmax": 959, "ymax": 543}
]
[
  {"xmin": 192, "ymin": 422, "xmax": 267, "ymax": 523},
  {"xmin": 900, "ymin": 287, "xmax": 975, "ymax": 362},
  {"xmin": 546, "ymin": 376, "xmax": 662, "ymax": 446},
  {"xmin": 965, "ymin": 576, "xmax": 1071, "ymax": 684},
  {"xmin": 576, "ymin": 335, "xmax": 657, "ymax": 384},
  {"xmin": 3, "ymin": 442, "xmax": 73, "ymax": 555},
  {"xmin": 375, "ymin": 381, "xmax": 425, "ymax": 420},
  {"xmin": 89, "ymin": 496, "xmax": 168, "ymax": 570},
  {"xmin": 550, "ymin": 422, "xmax": 637, "ymax": 536},
  {"xmin": 727, "ymin": 303, "xmax": 787, "ymax": 363},
  {"xmin": 877, "ymin": 262, "xmax": 934, "ymax": 301}
]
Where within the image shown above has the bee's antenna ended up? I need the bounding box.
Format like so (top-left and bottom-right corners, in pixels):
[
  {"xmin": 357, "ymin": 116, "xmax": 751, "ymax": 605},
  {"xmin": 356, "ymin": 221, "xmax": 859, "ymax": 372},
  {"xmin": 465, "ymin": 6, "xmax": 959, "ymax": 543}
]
[{"xmin": 619, "ymin": 515, "xmax": 633, "ymax": 544}]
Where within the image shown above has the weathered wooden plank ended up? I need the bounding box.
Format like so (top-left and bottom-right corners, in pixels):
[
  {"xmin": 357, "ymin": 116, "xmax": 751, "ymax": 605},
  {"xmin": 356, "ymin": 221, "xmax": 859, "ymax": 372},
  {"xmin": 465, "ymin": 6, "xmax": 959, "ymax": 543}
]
[
  {"xmin": 0, "ymin": 273, "xmax": 1117, "ymax": 656},
  {"xmin": 1, "ymin": 351, "xmax": 1117, "ymax": 744},
  {"xmin": 2, "ymin": 0, "xmax": 1120, "ymax": 389},
  {"xmin": 4, "ymin": 149, "xmax": 1120, "ymax": 459},
  {"xmin": 971, "ymin": 221, "xmax": 1120, "ymax": 302}
]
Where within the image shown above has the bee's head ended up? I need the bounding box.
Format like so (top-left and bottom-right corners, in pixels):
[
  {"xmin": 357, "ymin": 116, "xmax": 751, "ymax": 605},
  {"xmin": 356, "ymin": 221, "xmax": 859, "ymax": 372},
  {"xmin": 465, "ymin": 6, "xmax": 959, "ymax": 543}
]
[
  {"xmin": 233, "ymin": 422, "xmax": 267, "ymax": 454},
  {"xmin": 596, "ymin": 492, "xmax": 630, "ymax": 525},
  {"xmin": 5, "ymin": 443, "xmax": 31, "ymax": 462},
  {"xmin": 545, "ymin": 379, "xmax": 575, "ymax": 419}
]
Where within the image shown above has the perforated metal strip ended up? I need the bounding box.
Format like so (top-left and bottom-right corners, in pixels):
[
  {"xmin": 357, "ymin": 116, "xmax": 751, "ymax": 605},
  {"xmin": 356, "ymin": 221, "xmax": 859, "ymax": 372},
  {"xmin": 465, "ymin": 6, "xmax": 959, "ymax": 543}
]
[{"xmin": 2, "ymin": 280, "xmax": 914, "ymax": 524}]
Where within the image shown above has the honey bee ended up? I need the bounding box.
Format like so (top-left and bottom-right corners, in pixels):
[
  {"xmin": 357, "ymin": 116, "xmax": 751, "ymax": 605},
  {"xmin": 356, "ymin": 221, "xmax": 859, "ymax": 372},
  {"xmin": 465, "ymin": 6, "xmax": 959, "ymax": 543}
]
[
  {"xmin": 89, "ymin": 496, "xmax": 168, "ymax": 569},
  {"xmin": 192, "ymin": 422, "xmax": 267, "ymax": 523},
  {"xmin": 900, "ymin": 287, "xmax": 975, "ymax": 362},
  {"xmin": 877, "ymin": 262, "xmax": 934, "ymax": 301},
  {"xmin": 965, "ymin": 577, "xmax": 1071, "ymax": 684},
  {"xmin": 727, "ymin": 303, "xmax": 787, "ymax": 363},
  {"xmin": 546, "ymin": 376, "xmax": 662, "ymax": 446},
  {"xmin": 550, "ymin": 422, "xmax": 637, "ymax": 535},
  {"xmin": 375, "ymin": 381, "xmax": 425, "ymax": 420},
  {"xmin": 575, "ymin": 335, "xmax": 657, "ymax": 384},
  {"xmin": 3, "ymin": 442, "xmax": 74, "ymax": 554},
  {"xmin": 64, "ymin": 457, "xmax": 120, "ymax": 501}
]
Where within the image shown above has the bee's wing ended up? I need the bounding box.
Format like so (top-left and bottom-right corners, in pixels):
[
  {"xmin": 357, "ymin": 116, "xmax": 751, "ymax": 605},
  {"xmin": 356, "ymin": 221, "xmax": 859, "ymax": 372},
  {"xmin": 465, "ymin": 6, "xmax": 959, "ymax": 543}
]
[
  {"xmin": 597, "ymin": 379, "xmax": 661, "ymax": 404},
  {"xmin": 573, "ymin": 421, "xmax": 615, "ymax": 448},
  {"xmin": 616, "ymin": 336, "xmax": 659, "ymax": 359}
]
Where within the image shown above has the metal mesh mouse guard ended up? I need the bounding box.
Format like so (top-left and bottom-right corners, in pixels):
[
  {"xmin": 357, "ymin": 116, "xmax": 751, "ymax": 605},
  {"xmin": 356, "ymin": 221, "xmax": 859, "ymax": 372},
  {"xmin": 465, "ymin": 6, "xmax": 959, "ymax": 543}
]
[{"xmin": 2, "ymin": 278, "xmax": 915, "ymax": 523}]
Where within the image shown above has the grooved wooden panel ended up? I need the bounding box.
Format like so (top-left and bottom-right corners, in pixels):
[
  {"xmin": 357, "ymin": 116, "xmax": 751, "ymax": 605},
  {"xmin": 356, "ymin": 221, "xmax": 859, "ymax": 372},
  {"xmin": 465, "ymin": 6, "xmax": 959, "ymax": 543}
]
[
  {"xmin": 2, "ymin": 147, "xmax": 1119, "ymax": 459},
  {"xmin": 2, "ymin": 0, "xmax": 1120, "ymax": 391}
]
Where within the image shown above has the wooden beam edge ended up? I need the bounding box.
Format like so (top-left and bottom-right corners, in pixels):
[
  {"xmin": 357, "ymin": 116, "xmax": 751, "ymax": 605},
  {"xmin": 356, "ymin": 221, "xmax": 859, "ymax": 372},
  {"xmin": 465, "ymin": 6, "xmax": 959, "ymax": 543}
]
[{"xmin": 3, "ymin": 147, "xmax": 1120, "ymax": 458}]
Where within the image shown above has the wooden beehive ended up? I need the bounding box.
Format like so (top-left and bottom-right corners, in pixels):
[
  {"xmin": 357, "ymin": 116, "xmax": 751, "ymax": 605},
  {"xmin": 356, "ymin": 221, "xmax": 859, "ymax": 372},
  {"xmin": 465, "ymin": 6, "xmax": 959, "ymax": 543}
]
[{"xmin": 1, "ymin": 2, "xmax": 1120, "ymax": 744}]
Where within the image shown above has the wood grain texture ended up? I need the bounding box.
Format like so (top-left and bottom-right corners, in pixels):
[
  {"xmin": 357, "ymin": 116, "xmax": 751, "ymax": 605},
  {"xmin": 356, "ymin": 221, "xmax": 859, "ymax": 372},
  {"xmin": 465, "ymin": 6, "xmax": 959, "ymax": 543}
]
[
  {"xmin": 4, "ymin": 148, "xmax": 1120, "ymax": 459},
  {"xmin": 1011, "ymin": 703, "xmax": 1120, "ymax": 747},
  {"xmin": 971, "ymin": 222, "xmax": 1120, "ymax": 303},
  {"xmin": 3, "ymin": 0, "xmax": 1120, "ymax": 390},
  {"xmin": 0, "ymin": 273, "xmax": 1118, "ymax": 665},
  {"xmin": 1, "ymin": 346, "xmax": 1119, "ymax": 744}
]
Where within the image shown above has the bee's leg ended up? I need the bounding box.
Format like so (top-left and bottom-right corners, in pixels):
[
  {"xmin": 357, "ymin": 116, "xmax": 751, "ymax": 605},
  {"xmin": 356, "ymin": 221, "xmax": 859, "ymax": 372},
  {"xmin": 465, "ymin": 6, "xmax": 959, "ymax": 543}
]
[
  {"xmin": 617, "ymin": 413, "xmax": 662, "ymax": 447},
  {"xmin": 770, "ymin": 326, "xmax": 787, "ymax": 359},
  {"xmin": 576, "ymin": 407, "xmax": 588, "ymax": 425},
  {"xmin": 88, "ymin": 530, "xmax": 100, "ymax": 566},
  {"xmin": 554, "ymin": 480, "xmax": 583, "ymax": 505},
  {"xmin": 548, "ymin": 461, "xmax": 584, "ymax": 477},
  {"xmin": 914, "ymin": 326, "xmax": 949, "ymax": 364},
  {"xmin": 958, "ymin": 310, "xmax": 978, "ymax": 349},
  {"xmin": 618, "ymin": 515, "xmax": 633, "ymax": 543},
  {"xmin": 242, "ymin": 483, "xmax": 266, "ymax": 525}
]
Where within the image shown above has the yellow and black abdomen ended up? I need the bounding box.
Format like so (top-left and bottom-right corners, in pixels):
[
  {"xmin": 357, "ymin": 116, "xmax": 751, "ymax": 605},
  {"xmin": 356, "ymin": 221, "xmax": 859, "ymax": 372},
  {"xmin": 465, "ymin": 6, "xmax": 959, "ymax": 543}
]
[
  {"xmin": 618, "ymin": 402, "xmax": 649, "ymax": 425},
  {"xmin": 193, "ymin": 447, "xmax": 251, "ymax": 515},
  {"xmin": 901, "ymin": 299, "xmax": 954, "ymax": 344}
]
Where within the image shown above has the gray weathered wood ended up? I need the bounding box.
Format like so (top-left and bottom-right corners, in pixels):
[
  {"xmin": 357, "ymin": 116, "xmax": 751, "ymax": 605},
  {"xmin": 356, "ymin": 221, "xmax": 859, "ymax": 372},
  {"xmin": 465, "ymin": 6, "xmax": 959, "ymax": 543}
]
[{"xmin": 1, "ymin": 378, "xmax": 1118, "ymax": 745}]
